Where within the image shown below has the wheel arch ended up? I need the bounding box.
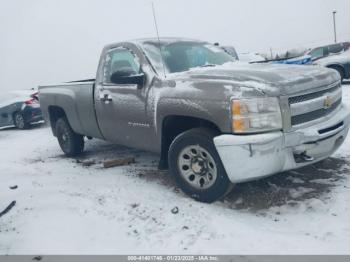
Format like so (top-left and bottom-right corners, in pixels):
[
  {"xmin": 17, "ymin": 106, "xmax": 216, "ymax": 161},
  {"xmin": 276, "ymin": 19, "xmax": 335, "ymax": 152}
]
[
  {"xmin": 158, "ymin": 114, "xmax": 222, "ymax": 169},
  {"xmin": 12, "ymin": 110, "xmax": 23, "ymax": 127},
  {"xmin": 48, "ymin": 106, "xmax": 69, "ymax": 136},
  {"xmin": 11, "ymin": 102, "xmax": 25, "ymax": 123},
  {"xmin": 40, "ymin": 88, "xmax": 85, "ymax": 137},
  {"xmin": 326, "ymin": 63, "xmax": 346, "ymax": 80}
]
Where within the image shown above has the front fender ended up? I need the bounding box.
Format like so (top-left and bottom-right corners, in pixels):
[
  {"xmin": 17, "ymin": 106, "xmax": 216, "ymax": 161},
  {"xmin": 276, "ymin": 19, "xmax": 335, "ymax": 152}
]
[{"xmin": 156, "ymin": 97, "xmax": 231, "ymax": 138}]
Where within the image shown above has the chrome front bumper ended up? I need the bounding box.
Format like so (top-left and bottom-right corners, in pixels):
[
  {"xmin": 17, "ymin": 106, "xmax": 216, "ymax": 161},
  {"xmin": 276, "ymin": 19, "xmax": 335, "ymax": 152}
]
[{"xmin": 213, "ymin": 104, "xmax": 350, "ymax": 183}]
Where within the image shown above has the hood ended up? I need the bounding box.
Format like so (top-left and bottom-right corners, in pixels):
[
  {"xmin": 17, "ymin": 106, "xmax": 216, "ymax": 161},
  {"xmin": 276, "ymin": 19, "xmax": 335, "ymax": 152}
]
[{"xmin": 167, "ymin": 62, "xmax": 340, "ymax": 96}]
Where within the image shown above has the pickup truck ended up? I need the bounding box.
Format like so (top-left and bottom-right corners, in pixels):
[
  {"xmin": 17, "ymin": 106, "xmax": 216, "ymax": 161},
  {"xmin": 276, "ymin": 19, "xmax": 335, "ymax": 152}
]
[{"xmin": 39, "ymin": 38, "xmax": 350, "ymax": 203}]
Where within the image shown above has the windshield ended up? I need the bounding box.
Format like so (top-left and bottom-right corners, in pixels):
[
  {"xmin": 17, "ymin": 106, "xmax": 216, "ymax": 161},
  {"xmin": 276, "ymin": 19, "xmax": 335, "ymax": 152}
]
[{"xmin": 142, "ymin": 41, "xmax": 235, "ymax": 74}]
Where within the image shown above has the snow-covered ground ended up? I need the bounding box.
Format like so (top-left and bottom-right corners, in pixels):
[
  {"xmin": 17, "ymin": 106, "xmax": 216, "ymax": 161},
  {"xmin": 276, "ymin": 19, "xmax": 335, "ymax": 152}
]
[{"xmin": 1, "ymin": 83, "xmax": 350, "ymax": 255}]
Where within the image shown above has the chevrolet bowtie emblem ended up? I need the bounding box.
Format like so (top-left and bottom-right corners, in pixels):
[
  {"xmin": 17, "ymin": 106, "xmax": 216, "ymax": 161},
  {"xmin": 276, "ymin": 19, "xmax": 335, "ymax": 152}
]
[{"xmin": 324, "ymin": 96, "xmax": 333, "ymax": 109}]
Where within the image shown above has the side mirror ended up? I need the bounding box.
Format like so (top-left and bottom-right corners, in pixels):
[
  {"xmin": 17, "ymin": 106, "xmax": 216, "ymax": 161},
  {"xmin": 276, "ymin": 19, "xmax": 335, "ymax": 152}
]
[{"xmin": 110, "ymin": 69, "xmax": 145, "ymax": 87}]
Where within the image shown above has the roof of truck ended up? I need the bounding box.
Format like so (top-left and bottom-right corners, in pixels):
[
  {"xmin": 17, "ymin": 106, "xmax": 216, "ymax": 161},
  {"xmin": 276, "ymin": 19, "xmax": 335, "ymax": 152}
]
[
  {"xmin": 133, "ymin": 37, "xmax": 203, "ymax": 44},
  {"xmin": 107, "ymin": 37, "xmax": 206, "ymax": 48}
]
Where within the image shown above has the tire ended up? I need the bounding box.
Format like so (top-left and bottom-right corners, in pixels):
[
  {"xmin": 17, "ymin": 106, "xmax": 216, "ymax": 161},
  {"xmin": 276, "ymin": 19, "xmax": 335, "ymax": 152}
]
[
  {"xmin": 13, "ymin": 112, "xmax": 29, "ymax": 129},
  {"xmin": 329, "ymin": 66, "xmax": 345, "ymax": 83},
  {"xmin": 168, "ymin": 128, "xmax": 233, "ymax": 203},
  {"xmin": 55, "ymin": 117, "xmax": 84, "ymax": 156}
]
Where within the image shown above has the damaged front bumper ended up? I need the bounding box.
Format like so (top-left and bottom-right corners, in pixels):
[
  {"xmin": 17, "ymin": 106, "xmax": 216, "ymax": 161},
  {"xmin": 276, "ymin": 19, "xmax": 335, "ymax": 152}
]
[{"xmin": 213, "ymin": 105, "xmax": 350, "ymax": 183}]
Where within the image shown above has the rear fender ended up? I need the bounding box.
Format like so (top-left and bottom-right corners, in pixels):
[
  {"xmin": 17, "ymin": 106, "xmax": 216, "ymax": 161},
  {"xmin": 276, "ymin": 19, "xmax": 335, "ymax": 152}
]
[{"xmin": 41, "ymin": 88, "xmax": 84, "ymax": 135}]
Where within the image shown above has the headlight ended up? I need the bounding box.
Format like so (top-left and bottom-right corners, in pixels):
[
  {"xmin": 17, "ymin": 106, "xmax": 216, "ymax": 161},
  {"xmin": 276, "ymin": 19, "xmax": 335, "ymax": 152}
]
[{"xmin": 231, "ymin": 97, "xmax": 282, "ymax": 133}]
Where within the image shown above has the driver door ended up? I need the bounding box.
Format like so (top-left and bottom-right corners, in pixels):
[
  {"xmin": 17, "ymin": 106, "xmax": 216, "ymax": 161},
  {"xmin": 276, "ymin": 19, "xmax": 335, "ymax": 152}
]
[{"xmin": 94, "ymin": 46, "xmax": 151, "ymax": 149}]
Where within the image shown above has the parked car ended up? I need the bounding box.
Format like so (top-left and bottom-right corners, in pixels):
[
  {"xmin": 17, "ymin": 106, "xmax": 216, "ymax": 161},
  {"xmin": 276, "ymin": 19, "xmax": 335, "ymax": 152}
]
[
  {"xmin": 306, "ymin": 42, "xmax": 350, "ymax": 61},
  {"xmin": 39, "ymin": 38, "xmax": 350, "ymax": 203},
  {"xmin": 302, "ymin": 42, "xmax": 350, "ymax": 82},
  {"xmin": 218, "ymin": 45, "xmax": 265, "ymax": 63},
  {"xmin": 0, "ymin": 90, "xmax": 43, "ymax": 129},
  {"xmin": 313, "ymin": 49, "xmax": 350, "ymax": 82}
]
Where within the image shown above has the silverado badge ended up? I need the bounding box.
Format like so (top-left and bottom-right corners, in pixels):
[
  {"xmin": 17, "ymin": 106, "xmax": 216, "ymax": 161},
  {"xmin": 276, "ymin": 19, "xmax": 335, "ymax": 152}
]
[{"xmin": 324, "ymin": 96, "xmax": 333, "ymax": 109}]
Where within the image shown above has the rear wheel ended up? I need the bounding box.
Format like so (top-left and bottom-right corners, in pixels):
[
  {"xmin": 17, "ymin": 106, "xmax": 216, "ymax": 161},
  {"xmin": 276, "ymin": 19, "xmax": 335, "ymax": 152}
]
[
  {"xmin": 168, "ymin": 128, "xmax": 233, "ymax": 203},
  {"xmin": 55, "ymin": 117, "xmax": 84, "ymax": 156},
  {"xmin": 13, "ymin": 112, "xmax": 28, "ymax": 129}
]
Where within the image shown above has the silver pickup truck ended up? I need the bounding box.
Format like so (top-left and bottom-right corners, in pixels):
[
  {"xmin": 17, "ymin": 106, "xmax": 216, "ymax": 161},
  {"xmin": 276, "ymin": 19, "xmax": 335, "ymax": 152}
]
[{"xmin": 39, "ymin": 38, "xmax": 350, "ymax": 203}]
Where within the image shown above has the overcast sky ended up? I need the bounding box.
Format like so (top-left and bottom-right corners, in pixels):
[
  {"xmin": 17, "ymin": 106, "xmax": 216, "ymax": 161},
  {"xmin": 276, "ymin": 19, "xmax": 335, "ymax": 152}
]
[{"xmin": 1, "ymin": 0, "xmax": 350, "ymax": 92}]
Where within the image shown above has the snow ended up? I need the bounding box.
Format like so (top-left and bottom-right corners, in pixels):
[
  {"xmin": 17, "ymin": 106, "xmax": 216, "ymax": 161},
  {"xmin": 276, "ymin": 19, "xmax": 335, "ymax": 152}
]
[
  {"xmin": 238, "ymin": 53, "xmax": 266, "ymax": 63},
  {"xmin": 0, "ymin": 90, "xmax": 36, "ymax": 108},
  {"xmin": 1, "ymin": 83, "xmax": 350, "ymax": 255}
]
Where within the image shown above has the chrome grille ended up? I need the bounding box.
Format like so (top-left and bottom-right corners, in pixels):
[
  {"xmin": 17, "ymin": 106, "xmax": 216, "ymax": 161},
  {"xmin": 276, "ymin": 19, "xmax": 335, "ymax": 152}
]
[
  {"xmin": 288, "ymin": 82, "xmax": 342, "ymax": 127},
  {"xmin": 291, "ymin": 99, "xmax": 342, "ymax": 126},
  {"xmin": 289, "ymin": 84, "xmax": 340, "ymax": 104}
]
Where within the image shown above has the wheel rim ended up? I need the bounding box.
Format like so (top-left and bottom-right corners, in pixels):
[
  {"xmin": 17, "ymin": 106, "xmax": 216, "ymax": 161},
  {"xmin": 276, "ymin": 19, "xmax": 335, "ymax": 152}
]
[
  {"xmin": 15, "ymin": 114, "xmax": 24, "ymax": 128},
  {"xmin": 177, "ymin": 145, "xmax": 218, "ymax": 190}
]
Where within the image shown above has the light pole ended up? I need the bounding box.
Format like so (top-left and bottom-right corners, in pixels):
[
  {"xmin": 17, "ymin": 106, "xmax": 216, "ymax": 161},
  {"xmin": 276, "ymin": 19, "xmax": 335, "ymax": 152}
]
[{"xmin": 333, "ymin": 10, "xmax": 337, "ymax": 43}]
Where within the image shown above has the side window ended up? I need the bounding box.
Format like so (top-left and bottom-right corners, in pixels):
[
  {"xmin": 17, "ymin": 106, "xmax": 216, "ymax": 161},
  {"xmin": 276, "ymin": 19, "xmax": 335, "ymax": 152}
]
[
  {"xmin": 328, "ymin": 44, "xmax": 343, "ymax": 54},
  {"xmin": 323, "ymin": 47, "xmax": 329, "ymax": 57},
  {"xmin": 103, "ymin": 48, "xmax": 140, "ymax": 84},
  {"xmin": 310, "ymin": 48, "xmax": 324, "ymax": 59}
]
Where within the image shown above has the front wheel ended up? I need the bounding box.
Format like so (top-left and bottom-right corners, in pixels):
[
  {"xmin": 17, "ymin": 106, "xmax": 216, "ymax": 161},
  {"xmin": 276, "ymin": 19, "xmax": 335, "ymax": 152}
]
[
  {"xmin": 55, "ymin": 117, "xmax": 84, "ymax": 156},
  {"xmin": 168, "ymin": 128, "xmax": 233, "ymax": 203}
]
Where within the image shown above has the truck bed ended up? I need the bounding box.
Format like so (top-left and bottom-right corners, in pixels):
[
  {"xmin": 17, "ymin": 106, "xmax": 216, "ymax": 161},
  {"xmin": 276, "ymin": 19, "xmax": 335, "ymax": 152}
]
[{"xmin": 39, "ymin": 81, "xmax": 103, "ymax": 139}]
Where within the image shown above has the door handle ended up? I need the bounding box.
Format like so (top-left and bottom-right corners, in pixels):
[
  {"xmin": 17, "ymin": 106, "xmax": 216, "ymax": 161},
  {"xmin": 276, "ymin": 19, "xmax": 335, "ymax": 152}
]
[{"xmin": 100, "ymin": 93, "xmax": 113, "ymax": 104}]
